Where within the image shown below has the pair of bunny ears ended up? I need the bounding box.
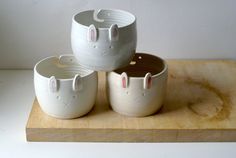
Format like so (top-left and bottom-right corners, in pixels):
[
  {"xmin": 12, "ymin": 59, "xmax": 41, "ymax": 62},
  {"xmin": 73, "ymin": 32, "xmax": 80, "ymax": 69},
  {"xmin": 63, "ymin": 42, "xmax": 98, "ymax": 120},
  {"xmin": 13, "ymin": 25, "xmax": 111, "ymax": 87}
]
[
  {"xmin": 121, "ymin": 72, "xmax": 152, "ymax": 89},
  {"xmin": 48, "ymin": 74, "xmax": 82, "ymax": 93},
  {"xmin": 87, "ymin": 24, "xmax": 119, "ymax": 42}
]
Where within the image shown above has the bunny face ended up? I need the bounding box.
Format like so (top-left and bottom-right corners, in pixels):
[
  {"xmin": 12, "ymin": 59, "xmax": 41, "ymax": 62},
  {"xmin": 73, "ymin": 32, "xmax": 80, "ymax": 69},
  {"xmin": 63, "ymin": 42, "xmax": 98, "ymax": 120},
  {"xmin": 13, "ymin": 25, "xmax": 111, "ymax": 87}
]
[
  {"xmin": 38, "ymin": 75, "xmax": 97, "ymax": 119},
  {"xmin": 71, "ymin": 9, "xmax": 137, "ymax": 71},
  {"xmin": 107, "ymin": 53, "xmax": 168, "ymax": 117},
  {"xmin": 34, "ymin": 55, "xmax": 98, "ymax": 119}
]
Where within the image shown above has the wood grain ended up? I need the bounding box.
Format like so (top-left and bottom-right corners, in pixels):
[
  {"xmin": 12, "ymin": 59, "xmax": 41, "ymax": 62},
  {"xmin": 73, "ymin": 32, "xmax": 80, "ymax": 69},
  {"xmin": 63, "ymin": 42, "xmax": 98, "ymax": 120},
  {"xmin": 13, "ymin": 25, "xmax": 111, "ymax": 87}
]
[{"xmin": 26, "ymin": 60, "xmax": 236, "ymax": 142}]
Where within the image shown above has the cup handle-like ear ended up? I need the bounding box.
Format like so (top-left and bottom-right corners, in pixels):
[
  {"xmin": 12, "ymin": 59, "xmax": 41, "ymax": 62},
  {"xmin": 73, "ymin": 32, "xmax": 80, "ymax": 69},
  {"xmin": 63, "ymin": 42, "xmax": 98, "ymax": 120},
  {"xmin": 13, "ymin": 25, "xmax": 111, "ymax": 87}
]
[
  {"xmin": 109, "ymin": 24, "xmax": 119, "ymax": 41},
  {"xmin": 72, "ymin": 74, "xmax": 83, "ymax": 92},
  {"xmin": 121, "ymin": 72, "xmax": 128, "ymax": 88},
  {"xmin": 144, "ymin": 73, "xmax": 152, "ymax": 89},
  {"xmin": 87, "ymin": 24, "xmax": 97, "ymax": 42},
  {"xmin": 48, "ymin": 76, "xmax": 58, "ymax": 93}
]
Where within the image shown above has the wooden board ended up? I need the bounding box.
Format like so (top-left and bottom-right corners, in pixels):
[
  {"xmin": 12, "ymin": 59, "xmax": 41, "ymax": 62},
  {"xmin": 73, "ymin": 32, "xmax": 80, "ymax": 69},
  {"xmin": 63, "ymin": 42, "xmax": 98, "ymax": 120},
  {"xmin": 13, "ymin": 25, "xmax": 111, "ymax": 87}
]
[{"xmin": 26, "ymin": 60, "xmax": 236, "ymax": 142}]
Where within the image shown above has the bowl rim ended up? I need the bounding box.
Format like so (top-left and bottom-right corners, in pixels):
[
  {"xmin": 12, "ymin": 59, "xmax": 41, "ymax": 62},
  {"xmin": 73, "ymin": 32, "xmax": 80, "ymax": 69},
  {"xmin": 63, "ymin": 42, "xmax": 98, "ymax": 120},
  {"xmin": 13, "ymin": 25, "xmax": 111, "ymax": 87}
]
[
  {"xmin": 72, "ymin": 9, "xmax": 136, "ymax": 30},
  {"xmin": 34, "ymin": 55, "xmax": 96, "ymax": 81},
  {"xmin": 108, "ymin": 53, "xmax": 168, "ymax": 80}
]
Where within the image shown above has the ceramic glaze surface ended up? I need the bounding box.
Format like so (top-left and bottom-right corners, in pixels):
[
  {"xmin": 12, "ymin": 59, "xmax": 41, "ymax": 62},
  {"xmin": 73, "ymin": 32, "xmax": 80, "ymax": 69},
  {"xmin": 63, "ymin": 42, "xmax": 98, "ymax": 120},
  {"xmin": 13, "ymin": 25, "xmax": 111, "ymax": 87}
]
[
  {"xmin": 34, "ymin": 55, "xmax": 98, "ymax": 119},
  {"xmin": 107, "ymin": 53, "xmax": 168, "ymax": 117},
  {"xmin": 71, "ymin": 9, "xmax": 137, "ymax": 71}
]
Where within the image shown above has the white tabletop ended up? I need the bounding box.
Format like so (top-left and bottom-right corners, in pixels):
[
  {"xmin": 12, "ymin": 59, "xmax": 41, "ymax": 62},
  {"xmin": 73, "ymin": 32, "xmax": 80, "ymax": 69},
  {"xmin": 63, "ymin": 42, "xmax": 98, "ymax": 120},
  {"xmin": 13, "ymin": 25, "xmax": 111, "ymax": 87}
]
[{"xmin": 0, "ymin": 70, "xmax": 236, "ymax": 158}]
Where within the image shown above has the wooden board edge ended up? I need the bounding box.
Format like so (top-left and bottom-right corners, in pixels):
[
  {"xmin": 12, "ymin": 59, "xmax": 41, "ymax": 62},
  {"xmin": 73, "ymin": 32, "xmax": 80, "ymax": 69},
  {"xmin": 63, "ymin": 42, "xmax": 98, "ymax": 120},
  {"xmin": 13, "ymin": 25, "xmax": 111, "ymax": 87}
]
[
  {"xmin": 26, "ymin": 128, "xmax": 236, "ymax": 142},
  {"xmin": 25, "ymin": 99, "xmax": 37, "ymax": 130}
]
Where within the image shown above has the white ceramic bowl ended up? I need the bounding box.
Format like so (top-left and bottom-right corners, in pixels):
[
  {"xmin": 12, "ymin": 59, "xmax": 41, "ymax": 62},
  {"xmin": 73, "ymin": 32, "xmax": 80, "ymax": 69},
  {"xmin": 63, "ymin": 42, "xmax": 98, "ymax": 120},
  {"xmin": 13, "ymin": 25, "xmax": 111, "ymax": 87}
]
[
  {"xmin": 107, "ymin": 53, "xmax": 168, "ymax": 117},
  {"xmin": 34, "ymin": 55, "xmax": 98, "ymax": 119},
  {"xmin": 71, "ymin": 9, "xmax": 137, "ymax": 71}
]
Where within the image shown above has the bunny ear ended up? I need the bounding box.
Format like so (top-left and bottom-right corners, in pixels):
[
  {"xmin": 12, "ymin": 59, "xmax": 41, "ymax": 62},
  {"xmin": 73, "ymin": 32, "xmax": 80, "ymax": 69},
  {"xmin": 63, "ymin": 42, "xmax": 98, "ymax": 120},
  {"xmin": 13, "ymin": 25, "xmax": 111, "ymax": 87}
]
[
  {"xmin": 87, "ymin": 24, "xmax": 97, "ymax": 42},
  {"xmin": 72, "ymin": 74, "xmax": 83, "ymax": 92},
  {"xmin": 144, "ymin": 73, "xmax": 152, "ymax": 89},
  {"xmin": 109, "ymin": 24, "xmax": 119, "ymax": 41},
  {"xmin": 48, "ymin": 76, "xmax": 58, "ymax": 93},
  {"xmin": 121, "ymin": 72, "xmax": 128, "ymax": 88}
]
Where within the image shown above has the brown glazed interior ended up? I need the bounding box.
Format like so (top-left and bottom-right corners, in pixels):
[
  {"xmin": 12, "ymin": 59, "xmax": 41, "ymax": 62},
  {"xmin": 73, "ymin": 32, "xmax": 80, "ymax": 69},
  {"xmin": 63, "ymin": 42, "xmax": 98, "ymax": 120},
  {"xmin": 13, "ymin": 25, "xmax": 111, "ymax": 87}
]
[{"xmin": 114, "ymin": 53, "xmax": 166, "ymax": 77}]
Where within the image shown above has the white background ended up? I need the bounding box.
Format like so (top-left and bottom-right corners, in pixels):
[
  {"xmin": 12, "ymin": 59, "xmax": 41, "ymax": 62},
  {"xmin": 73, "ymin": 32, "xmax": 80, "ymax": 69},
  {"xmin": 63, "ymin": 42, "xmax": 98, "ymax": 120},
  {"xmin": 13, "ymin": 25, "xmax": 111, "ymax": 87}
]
[
  {"xmin": 0, "ymin": 1, "xmax": 236, "ymax": 158},
  {"xmin": 0, "ymin": 0, "xmax": 236, "ymax": 69}
]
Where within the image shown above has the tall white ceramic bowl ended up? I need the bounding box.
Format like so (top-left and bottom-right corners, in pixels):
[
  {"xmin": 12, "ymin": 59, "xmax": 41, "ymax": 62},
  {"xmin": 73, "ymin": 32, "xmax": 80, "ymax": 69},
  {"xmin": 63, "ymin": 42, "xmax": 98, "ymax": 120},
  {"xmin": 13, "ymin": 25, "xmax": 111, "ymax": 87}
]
[
  {"xmin": 71, "ymin": 9, "xmax": 137, "ymax": 71},
  {"xmin": 34, "ymin": 54, "xmax": 98, "ymax": 119},
  {"xmin": 107, "ymin": 53, "xmax": 168, "ymax": 117}
]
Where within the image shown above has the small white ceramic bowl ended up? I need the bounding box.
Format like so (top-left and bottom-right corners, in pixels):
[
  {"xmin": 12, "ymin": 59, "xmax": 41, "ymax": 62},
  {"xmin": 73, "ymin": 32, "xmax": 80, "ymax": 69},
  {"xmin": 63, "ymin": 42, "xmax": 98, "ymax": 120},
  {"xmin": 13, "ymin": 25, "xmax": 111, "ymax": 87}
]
[
  {"xmin": 107, "ymin": 53, "xmax": 168, "ymax": 117},
  {"xmin": 71, "ymin": 9, "xmax": 137, "ymax": 71},
  {"xmin": 34, "ymin": 54, "xmax": 98, "ymax": 119}
]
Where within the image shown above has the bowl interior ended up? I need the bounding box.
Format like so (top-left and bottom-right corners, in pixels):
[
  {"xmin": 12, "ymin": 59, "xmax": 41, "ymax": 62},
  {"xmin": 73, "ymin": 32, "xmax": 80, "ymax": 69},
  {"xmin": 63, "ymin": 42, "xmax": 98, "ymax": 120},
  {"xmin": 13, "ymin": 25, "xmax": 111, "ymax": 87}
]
[
  {"xmin": 74, "ymin": 9, "xmax": 135, "ymax": 28},
  {"xmin": 35, "ymin": 57, "xmax": 93, "ymax": 79},
  {"xmin": 114, "ymin": 53, "xmax": 166, "ymax": 77}
]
